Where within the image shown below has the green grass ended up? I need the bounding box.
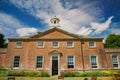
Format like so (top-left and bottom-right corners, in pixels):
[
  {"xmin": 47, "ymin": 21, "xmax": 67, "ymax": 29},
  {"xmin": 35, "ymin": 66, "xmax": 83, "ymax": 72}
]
[{"xmin": 0, "ymin": 77, "xmax": 113, "ymax": 80}]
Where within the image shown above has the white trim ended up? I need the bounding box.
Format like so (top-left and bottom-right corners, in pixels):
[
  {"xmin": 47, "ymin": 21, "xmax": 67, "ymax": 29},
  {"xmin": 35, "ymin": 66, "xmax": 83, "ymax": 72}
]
[
  {"xmin": 37, "ymin": 41, "xmax": 45, "ymax": 48},
  {"xmin": 35, "ymin": 55, "xmax": 44, "ymax": 69},
  {"xmin": 51, "ymin": 41, "xmax": 59, "ymax": 48},
  {"xmin": 66, "ymin": 41, "xmax": 74, "ymax": 48},
  {"xmin": 15, "ymin": 41, "xmax": 23, "ymax": 48},
  {"xmin": 88, "ymin": 41, "xmax": 96, "ymax": 48},
  {"xmin": 66, "ymin": 55, "xmax": 75, "ymax": 69},
  {"xmin": 89, "ymin": 54, "xmax": 99, "ymax": 69}
]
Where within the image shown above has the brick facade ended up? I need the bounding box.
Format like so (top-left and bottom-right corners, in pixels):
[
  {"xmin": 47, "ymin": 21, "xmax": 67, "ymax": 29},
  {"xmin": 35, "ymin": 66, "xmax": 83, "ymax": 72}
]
[
  {"xmin": 0, "ymin": 28, "xmax": 120, "ymax": 75},
  {"xmin": 0, "ymin": 48, "xmax": 6, "ymax": 66}
]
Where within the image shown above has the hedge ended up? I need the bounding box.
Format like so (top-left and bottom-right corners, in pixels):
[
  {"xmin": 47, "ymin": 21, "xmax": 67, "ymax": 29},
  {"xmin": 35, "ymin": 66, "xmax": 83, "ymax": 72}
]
[
  {"xmin": 8, "ymin": 70, "xmax": 50, "ymax": 77},
  {"xmin": 64, "ymin": 70, "xmax": 120, "ymax": 77}
]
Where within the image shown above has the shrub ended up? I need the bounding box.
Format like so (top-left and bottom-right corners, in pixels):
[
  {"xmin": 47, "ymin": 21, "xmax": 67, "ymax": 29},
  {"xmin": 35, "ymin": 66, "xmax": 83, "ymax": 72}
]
[
  {"xmin": 41, "ymin": 72, "xmax": 50, "ymax": 77},
  {"xmin": 64, "ymin": 71, "xmax": 111, "ymax": 77},
  {"xmin": 64, "ymin": 72, "xmax": 78, "ymax": 77},
  {"xmin": 8, "ymin": 70, "xmax": 24, "ymax": 76},
  {"xmin": 80, "ymin": 72, "xmax": 106, "ymax": 77},
  {"xmin": 102, "ymin": 70, "xmax": 119, "ymax": 76},
  {"xmin": 8, "ymin": 70, "xmax": 49, "ymax": 77},
  {"xmin": 23, "ymin": 70, "xmax": 41, "ymax": 77}
]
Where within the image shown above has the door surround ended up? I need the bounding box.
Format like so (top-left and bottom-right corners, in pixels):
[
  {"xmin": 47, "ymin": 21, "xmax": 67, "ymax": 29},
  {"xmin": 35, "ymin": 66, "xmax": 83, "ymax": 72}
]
[{"xmin": 49, "ymin": 50, "xmax": 62, "ymax": 76}]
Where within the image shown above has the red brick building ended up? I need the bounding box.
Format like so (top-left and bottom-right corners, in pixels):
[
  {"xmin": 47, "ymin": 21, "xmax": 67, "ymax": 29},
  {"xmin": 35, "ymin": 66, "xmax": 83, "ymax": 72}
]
[{"xmin": 0, "ymin": 17, "xmax": 120, "ymax": 75}]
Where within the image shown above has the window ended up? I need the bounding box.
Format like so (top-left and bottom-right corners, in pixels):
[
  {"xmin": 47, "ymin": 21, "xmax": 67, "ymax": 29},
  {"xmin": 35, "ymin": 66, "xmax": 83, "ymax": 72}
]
[
  {"xmin": 16, "ymin": 41, "xmax": 22, "ymax": 48},
  {"xmin": 67, "ymin": 41, "xmax": 74, "ymax": 47},
  {"xmin": 89, "ymin": 41, "xmax": 96, "ymax": 48},
  {"xmin": 13, "ymin": 56, "xmax": 20, "ymax": 67},
  {"xmin": 36, "ymin": 56, "xmax": 43, "ymax": 68},
  {"xmin": 37, "ymin": 41, "xmax": 44, "ymax": 48},
  {"xmin": 112, "ymin": 55, "xmax": 119, "ymax": 68},
  {"xmin": 54, "ymin": 21, "xmax": 56, "ymax": 24},
  {"xmin": 90, "ymin": 55, "xmax": 98, "ymax": 68},
  {"xmin": 67, "ymin": 56, "xmax": 74, "ymax": 69},
  {"xmin": 52, "ymin": 41, "xmax": 59, "ymax": 48}
]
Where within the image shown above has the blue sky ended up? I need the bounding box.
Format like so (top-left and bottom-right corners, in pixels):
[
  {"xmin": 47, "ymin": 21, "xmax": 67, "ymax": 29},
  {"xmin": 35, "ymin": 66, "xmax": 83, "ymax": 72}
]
[{"xmin": 0, "ymin": 0, "xmax": 120, "ymax": 40}]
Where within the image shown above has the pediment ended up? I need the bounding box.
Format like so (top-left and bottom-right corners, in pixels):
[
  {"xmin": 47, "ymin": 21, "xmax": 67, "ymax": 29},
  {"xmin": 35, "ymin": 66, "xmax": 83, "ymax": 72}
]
[{"xmin": 31, "ymin": 27, "xmax": 79, "ymax": 39}]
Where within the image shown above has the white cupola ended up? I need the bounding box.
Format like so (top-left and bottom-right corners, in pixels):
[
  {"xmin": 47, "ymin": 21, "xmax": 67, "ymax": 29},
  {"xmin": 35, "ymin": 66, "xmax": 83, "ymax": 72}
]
[{"xmin": 50, "ymin": 16, "xmax": 60, "ymax": 29}]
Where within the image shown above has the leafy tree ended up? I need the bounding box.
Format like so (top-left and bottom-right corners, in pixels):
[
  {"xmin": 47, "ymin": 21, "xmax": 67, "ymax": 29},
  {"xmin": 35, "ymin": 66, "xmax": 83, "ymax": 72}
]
[
  {"xmin": 0, "ymin": 33, "xmax": 7, "ymax": 48},
  {"xmin": 105, "ymin": 34, "xmax": 120, "ymax": 48},
  {"xmin": 4, "ymin": 43, "xmax": 8, "ymax": 48}
]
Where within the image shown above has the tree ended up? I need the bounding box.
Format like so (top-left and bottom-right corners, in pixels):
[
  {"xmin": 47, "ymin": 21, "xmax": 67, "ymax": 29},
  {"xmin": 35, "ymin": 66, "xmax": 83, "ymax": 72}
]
[
  {"xmin": 105, "ymin": 34, "xmax": 120, "ymax": 48},
  {"xmin": 0, "ymin": 33, "xmax": 7, "ymax": 48}
]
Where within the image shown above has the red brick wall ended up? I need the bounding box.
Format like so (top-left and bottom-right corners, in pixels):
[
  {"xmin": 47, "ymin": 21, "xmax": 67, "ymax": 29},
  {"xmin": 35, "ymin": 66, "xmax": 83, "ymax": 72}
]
[
  {"xmin": 5, "ymin": 30, "xmax": 107, "ymax": 72},
  {"xmin": 81, "ymin": 40, "xmax": 107, "ymax": 70},
  {"xmin": 0, "ymin": 53, "xmax": 6, "ymax": 66},
  {"xmin": 5, "ymin": 39, "xmax": 107, "ymax": 70}
]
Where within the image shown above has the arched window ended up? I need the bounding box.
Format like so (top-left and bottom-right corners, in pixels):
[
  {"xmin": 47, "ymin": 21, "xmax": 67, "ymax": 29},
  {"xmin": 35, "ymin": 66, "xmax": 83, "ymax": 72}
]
[{"xmin": 54, "ymin": 21, "xmax": 56, "ymax": 24}]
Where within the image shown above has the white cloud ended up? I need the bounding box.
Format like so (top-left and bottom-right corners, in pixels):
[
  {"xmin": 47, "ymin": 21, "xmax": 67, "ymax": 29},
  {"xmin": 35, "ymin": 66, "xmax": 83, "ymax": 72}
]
[
  {"xmin": 0, "ymin": 12, "xmax": 38, "ymax": 37},
  {"xmin": 110, "ymin": 29, "xmax": 120, "ymax": 34},
  {"xmin": 91, "ymin": 16, "xmax": 114, "ymax": 34},
  {"xmin": 77, "ymin": 26, "xmax": 93, "ymax": 35},
  {"xmin": 0, "ymin": 13, "xmax": 22, "ymax": 37},
  {"xmin": 16, "ymin": 28, "xmax": 38, "ymax": 37},
  {"xmin": 10, "ymin": 0, "xmax": 103, "ymax": 35},
  {"xmin": 110, "ymin": 22, "xmax": 120, "ymax": 34}
]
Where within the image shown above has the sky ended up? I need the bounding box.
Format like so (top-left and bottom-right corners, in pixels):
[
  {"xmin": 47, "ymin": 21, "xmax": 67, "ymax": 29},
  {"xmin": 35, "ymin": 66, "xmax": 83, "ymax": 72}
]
[{"xmin": 0, "ymin": 0, "xmax": 120, "ymax": 41}]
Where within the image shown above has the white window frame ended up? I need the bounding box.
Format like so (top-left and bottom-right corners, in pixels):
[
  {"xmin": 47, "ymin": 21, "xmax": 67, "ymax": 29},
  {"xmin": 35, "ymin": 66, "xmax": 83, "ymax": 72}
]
[
  {"xmin": 88, "ymin": 41, "xmax": 96, "ymax": 48},
  {"xmin": 16, "ymin": 41, "xmax": 23, "ymax": 48},
  {"xmin": 37, "ymin": 41, "xmax": 45, "ymax": 48},
  {"xmin": 66, "ymin": 41, "xmax": 74, "ymax": 48},
  {"xmin": 13, "ymin": 55, "xmax": 20, "ymax": 69},
  {"xmin": 51, "ymin": 41, "xmax": 59, "ymax": 48},
  {"xmin": 67, "ymin": 55, "xmax": 75, "ymax": 69},
  {"xmin": 111, "ymin": 55, "xmax": 119, "ymax": 68},
  {"xmin": 90, "ymin": 55, "xmax": 98, "ymax": 69},
  {"xmin": 36, "ymin": 56, "xmax": 44, "ymax": 69}
]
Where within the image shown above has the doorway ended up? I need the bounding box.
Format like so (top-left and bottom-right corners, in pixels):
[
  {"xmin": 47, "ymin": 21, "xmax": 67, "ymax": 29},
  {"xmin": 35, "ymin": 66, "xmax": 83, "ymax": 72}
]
[{"xmin": 52, "ymin": 56, "xmax": 58, "ymax": 75}]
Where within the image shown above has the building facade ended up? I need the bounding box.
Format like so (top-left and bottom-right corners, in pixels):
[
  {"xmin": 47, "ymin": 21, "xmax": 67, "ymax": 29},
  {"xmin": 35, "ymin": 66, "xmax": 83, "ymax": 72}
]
[{"xmin": 0, "ymin": 17, "xmax": 120, "ymax": 76}]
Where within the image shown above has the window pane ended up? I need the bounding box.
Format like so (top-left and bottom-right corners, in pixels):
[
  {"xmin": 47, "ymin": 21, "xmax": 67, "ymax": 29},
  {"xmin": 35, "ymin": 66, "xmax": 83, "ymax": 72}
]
[
  {"xmin": 68, "ymin": 65, "xmax": 74, "ymax": 68},
  {"xmin": 113, "ymin": 64, "xmax": 118, "ymax": 67},
  {"xmin": 36, "ymin": 56, "xmax": 43, "ymax": 68},
  {"xmin": 37, "ymin": 41, "xmax": 44, "ymax": 47},
  {"xmin": 67, "ymin": 56, "xmax": 74, "ymax": 69},
  {"xmin": 112, "ymin": 55, "xmax": 118, "ymax": 67},
  {"xmin": 52, "ymin": 41, "xmax": 58, "ymax": 47},
  {"xmin": 16, "ymin": 41, "xmax": 22, "ymax": 48},
  {"xmin": 13, "ymin": 56, "xmax": 20, "ymax": 67},
  {"xmin": 91, "ymin": 56, "xmax": 97, "ymax": 68},
  {"xmin": 67, "ymin": 41, "xmax": 73, "ymax": 47},
  {"xmin": 112, "ymin": 56, "xmax": 117, "ymax": 63},
  {"xmin": 52, "ymin": 56, "xmax": 58, "ymax": 60},
  {"xmin": 89, "ymin": 41, "xmax": 95, "ymax": 47}
]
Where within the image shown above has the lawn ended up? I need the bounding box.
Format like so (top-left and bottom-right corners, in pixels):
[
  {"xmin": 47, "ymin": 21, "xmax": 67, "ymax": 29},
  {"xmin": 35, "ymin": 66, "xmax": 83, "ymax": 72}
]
[{"xmin": 0, "ymin": 77, "xmax": 113, "ymax": 80}]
